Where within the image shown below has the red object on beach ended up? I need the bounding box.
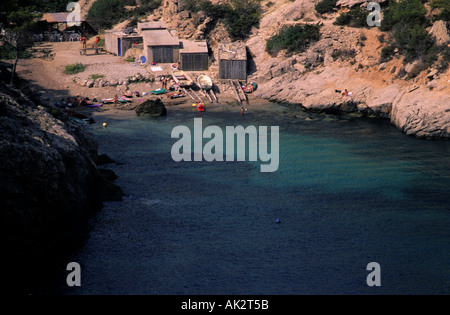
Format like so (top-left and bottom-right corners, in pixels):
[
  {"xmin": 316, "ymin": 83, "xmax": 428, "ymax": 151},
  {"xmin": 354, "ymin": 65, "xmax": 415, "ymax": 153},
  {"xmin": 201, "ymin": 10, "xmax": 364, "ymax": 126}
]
[{"xmin": 197, "ymin": 103, "xmax": 205, "ymax": 112}]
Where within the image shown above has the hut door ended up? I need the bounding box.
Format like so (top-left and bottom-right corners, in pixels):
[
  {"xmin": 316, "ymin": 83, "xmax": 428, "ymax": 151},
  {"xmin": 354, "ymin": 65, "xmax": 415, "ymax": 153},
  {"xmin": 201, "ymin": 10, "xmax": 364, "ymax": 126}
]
[
  {"xmin": 152, "ymin": 46, "xmax": 173, "ymax": 63},
  {"xmin": 118, "ymin": 38, "xmax": 122, "ymax": 56}
]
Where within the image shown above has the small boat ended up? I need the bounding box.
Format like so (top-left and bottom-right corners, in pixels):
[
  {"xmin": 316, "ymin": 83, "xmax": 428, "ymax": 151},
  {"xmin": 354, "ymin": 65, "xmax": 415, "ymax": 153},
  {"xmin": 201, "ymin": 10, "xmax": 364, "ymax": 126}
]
[
  {"xmin": 171, "ymin": 70, "xmax": 193, "ymax": 88},
  {"xmin": 64, "ymin": 109, "xmax": 94, "ymax": 124},
  {"xmin": 197, "ymin": 74, "xmax": 212, "ymax": 91},
  {"xmin": 102, "ymin": 98, "xmax": 114, "ymax": 104},
  {"xmin": 150, "ymin": 88, "xmax": 167, "ymax": 95}
]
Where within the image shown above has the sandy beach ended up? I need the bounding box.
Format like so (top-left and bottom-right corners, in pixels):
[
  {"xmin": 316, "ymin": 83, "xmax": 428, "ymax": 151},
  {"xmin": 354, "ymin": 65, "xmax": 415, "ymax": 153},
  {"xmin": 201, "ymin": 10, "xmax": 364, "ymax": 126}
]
[{"xmin": 15, "ymin": 41, "xmax": 273, "ymax": 120}]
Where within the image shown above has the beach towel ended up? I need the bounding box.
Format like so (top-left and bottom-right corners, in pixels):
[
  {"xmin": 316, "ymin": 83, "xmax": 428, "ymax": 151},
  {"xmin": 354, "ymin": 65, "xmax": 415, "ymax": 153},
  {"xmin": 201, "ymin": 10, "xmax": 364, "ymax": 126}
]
[{"xmin": 151, "ymin": 66, "xmax": 163, "ymax": 72}]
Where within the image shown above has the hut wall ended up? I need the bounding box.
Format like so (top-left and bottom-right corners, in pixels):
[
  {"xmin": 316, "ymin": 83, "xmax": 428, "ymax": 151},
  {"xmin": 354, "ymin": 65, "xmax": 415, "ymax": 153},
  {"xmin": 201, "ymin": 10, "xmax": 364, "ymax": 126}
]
[
  {"xmin": 219, "ymin": 60, "xmax": 247, "ymax": 80},
  {"xmin": 105, "ymin": 31, "xmax": 118, "ymax": 55},
  {"xmin": 150, "ymin": 45, "xmax": 179, "ymax": 63},
  {"xmin": 121, "ymin": 37, "xmax": 142, "ymax": 57},
  {"xmin": 180, "ymin": 53, "xmax": 208, "ymax": 71}
]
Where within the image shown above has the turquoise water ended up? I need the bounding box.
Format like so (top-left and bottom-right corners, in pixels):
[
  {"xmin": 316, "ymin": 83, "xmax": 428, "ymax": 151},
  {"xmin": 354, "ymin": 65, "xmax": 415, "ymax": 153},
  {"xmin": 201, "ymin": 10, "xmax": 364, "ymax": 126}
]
[{"xmin": 62, "ymin": 104, "xmax": 449, "ymax": 294}]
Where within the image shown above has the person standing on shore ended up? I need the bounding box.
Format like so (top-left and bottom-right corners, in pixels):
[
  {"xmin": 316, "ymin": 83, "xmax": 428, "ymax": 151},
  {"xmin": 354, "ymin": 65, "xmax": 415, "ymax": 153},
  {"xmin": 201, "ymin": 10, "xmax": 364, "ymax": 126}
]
[
  {"xmin": 80, "ymin": 35, "xmax": 87, "ymax": 54},
  {"xmin": 241, "ymin": 106, "xmax": 245, "ymax": 117},
  {"xmin": 94, "ymin": 36, "xmax": 100, "ymax": 54}
]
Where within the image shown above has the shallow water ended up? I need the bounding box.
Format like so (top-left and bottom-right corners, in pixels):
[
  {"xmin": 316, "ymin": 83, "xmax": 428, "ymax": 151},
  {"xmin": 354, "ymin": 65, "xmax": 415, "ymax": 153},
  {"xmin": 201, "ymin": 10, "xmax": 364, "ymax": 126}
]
[{"xmin": 60, "ymin": 103, "xmax": 449, "ymax": 294}]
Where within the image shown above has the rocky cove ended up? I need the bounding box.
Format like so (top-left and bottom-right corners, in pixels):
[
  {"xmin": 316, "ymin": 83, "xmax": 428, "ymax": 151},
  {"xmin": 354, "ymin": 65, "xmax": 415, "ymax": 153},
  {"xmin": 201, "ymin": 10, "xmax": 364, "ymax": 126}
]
[{"xmin": 1, "ymin": 0, "xmax": 449, "ymax": 295}]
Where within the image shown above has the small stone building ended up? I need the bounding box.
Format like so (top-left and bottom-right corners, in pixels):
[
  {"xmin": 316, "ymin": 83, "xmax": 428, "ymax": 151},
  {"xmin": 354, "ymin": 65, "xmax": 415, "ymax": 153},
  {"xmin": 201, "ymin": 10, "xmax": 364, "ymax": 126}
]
[
  {"xmin": 218, "ymin": 41, "xmax": 247, "ymax": 80},
  {"xmin": 139, "ymin": 22, "xmax": 180, "ymax": 64},
  {"xmin": 105, "ymin": 29, "xmax": 142, "ymax": 57},
  {"xmin": 179, "ymin": 40, "xmax": 209, "ymax": 71}
]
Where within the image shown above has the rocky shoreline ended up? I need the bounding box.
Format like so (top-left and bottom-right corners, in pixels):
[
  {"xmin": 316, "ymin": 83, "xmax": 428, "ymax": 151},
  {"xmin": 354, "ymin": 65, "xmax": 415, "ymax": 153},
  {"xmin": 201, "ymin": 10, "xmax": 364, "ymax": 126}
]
[
  {"xmin": 252, "ymin": 65, "xmax": 450, "ymax": 138},
  {"xmin": 0, "ymin": 82, "xmax": 123, "ymax": 294}
]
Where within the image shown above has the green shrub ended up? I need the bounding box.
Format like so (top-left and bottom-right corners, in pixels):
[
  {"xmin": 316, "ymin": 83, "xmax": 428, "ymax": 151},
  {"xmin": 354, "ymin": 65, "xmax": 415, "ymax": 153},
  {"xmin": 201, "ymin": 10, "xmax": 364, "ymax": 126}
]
[
  {"xmin": 266, "ymin": 24, "xmax": 321, "ymax": 56},
  {"xmin": 380, "ymin": 45, "xmax": 396, "ymax": 60},
  {"xmin": 380, "ymin": 0, "xmax": 427, "ymax": 32},
  {"xmin": 88, "ymin": 73, "xmax": 104, "ymax": 80},
  {"xmin": 429, "ymin": 0, "xmax": 450, "ymax": 21},
  {"xmin": 315, "ymin": 0, "xmax": 338, "ymax": 14},
  {"xmin": 391, "ymin": 23, "xmax": 435, "ymax": 62},
  {"xmin": 184, "ymin": 0, "xmax": 261, "ymax": 40},
  {"xmin": 405, "ymin": 24, "xmax": 435, "ymax": 61},
  {"xmin": 64, "ymin": 63, "xmax": 86, "ymax": 75},
  {"xmin": 87, "ymin": 0, "xmax": 126, "ymax": 31},
  {"xmin": 378, "ymin": 0, "xmax": 441, "ymax": 65},
  {"xmin": 334, "ymin": 6, "xmax": 368, "ymax": 28},
  {"xmin": 87, "ymin": 0, "xmax": 161, "ymax": 31},
  {"xmin": 225, "ymin": 0, "xmax": 261, "ymax": 40}
]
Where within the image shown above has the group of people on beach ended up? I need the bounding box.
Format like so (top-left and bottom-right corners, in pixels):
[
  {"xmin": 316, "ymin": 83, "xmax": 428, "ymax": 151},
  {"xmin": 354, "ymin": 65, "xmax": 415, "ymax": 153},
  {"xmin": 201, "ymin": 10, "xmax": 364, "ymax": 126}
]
[{"xmin": 56, "ymin": 95, "xmax": 95, "ymax": 108}]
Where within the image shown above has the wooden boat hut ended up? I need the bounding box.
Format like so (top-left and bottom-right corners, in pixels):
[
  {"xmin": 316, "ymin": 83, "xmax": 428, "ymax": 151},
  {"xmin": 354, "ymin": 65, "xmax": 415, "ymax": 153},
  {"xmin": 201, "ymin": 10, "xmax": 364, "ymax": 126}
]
[
  {"xmin": 218, "ymin": 41, "xmax": 247, "ymax": 80},
  {"xmin": 139, "ymin": 22, "xmax": 180, "ymax": 64},
  {"xmin": 179, "ymin": 40, "xmax": 209, "ymax": 71},
  {"xmin": 104, "ymin": 28, "xmax": 143, "ymax": 57}
]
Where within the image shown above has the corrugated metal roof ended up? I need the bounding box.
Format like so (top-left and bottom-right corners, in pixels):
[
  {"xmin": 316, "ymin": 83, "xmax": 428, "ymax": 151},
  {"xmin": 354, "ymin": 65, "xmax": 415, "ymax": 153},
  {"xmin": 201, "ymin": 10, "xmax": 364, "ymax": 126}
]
[
  {"xmin": 142, "ymin": 29, "xmax": 179, "ymax": 46},
  {"xmin": 41, "ymin": 12, "xmax": 86, "ymax": 23}
]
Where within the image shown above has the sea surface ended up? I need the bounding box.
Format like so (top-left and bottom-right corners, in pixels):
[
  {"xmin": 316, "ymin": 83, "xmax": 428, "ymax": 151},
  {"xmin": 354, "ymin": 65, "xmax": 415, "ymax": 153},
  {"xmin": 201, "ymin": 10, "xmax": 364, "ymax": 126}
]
[{"xmin": 59, "ymin": 102, "xmax": 450, "ymax": 294}]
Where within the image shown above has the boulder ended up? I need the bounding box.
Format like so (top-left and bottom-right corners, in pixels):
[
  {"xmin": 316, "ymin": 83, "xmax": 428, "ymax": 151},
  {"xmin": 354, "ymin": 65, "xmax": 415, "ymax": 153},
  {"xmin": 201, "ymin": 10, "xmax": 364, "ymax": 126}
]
[
  {"xmin": 135, "ymin": 98, "xmax": 167, "ymax": 117},
  {"xmin": 429, "ymin": 20, "xmax": 450, "ymax": 46}
]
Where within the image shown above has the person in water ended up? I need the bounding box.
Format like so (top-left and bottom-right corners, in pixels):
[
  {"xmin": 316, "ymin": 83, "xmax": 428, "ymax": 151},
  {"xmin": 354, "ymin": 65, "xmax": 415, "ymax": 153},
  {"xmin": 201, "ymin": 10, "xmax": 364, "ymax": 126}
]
[{"xmin": 241, "ymin": 106, "xmax": 246, "ymax": 117}]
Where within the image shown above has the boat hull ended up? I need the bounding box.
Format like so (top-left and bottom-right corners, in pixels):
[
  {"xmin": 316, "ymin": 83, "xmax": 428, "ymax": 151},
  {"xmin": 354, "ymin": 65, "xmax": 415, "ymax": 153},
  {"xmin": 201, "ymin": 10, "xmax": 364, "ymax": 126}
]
[
  {"xmin": 197, "ymin": 75, "xmax": 212, "ymax": 91},
  {"xmin": 172, "ymin": 70, "xmax": 193, "ymax": 88}
]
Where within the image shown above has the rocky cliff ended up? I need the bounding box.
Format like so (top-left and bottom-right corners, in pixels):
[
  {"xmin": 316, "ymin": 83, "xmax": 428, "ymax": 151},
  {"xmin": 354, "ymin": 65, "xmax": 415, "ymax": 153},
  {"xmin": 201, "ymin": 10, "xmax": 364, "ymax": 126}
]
[
  {"xmin": 0, "ymin": 83, "xmax": 123, "ymax": 293},
  {"xmin": 245, "ymin": 0, "xmax": 450, "ymax": 138}
]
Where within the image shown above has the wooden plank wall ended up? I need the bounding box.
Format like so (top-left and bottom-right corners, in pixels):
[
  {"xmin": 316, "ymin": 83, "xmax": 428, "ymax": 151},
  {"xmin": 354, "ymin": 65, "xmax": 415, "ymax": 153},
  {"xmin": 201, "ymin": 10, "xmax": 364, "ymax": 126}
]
[
  {"xmin": 181, "ymin": 53, "xmax": 209, "ymax": 71},
  {"xmin": 219, "ymin": 60, "xmax": 247, "ymax": 80}
]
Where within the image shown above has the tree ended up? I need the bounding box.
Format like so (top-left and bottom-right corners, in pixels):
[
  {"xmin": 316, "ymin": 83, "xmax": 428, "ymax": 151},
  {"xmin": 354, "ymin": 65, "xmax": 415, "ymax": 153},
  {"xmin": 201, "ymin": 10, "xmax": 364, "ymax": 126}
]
[
  {"xmin": 224, "ymin": 0, "xmax": 261, "ymax": 40},
  {"xmin": 0, "ymin": 3, "xmax": 41, "ymax": 85},
  {"xmin": 87, "ymin": 0, "xmax": 127, "ymax": 31}
]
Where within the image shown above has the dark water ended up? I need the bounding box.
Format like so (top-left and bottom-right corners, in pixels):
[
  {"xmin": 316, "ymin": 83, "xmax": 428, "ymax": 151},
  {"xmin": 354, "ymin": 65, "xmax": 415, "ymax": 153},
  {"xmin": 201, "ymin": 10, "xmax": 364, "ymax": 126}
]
[{"xmin": 60, "ymin": 103, "xmax": 450, "ymax": 294}]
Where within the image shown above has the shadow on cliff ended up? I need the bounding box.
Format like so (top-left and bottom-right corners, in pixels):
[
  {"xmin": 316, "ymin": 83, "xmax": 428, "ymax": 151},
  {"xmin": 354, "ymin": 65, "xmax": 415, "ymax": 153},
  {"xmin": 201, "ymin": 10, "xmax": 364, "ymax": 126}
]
[{"xmin": 0, "ymin": 71, "xmax": 124, "ymax": 295}]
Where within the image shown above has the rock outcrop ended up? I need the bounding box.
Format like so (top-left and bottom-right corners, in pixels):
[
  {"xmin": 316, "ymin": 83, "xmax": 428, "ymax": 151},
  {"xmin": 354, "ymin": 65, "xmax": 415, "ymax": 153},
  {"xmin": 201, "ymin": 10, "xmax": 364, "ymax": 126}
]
[
  {"xmin": 135, "ymin": 98, "xmax": 167, "ymax": 117},
  {"xmin": 246, "ymin": 0, "xmax": 450, "ymax": 138},
  {"xmin": 429, "ymin": 20, "xmax": 450, "ymax": 46},
  {"xmin": 0, "ymin": 84, "xmax": 123, "ymax": 293}
]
